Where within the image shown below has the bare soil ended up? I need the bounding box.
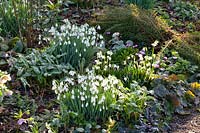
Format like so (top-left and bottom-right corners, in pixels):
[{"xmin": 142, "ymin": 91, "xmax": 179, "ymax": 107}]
[{"xmin": 170, "ymin": 108, "xmax": 200, "ymax": 133}]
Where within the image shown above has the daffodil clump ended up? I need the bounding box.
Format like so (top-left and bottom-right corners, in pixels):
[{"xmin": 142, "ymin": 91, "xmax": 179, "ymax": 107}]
[
  {"xmin": 190, "ymin": 82, "xmax": 200, "ymax": 89},
  {"xmin": 46, "ymin": 19, "xmax": 104, "ymax": 71},
  {"xmin": 52, "ymin": 70, "xmax": 128, "ymax": 124},
  {"xmin": 0, "ymin": 70, "xmax": 12, "ymax": 102}
]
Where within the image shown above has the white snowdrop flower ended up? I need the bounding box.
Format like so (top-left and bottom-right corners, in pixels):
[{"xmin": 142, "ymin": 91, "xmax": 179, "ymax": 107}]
[
  {"xmin": 96, "ymin": 75, "xmax": 103, "ymax": 81},
  {"xmin": 57, "ymin": 95, "xmax": 60, "ymax": 100},
  {"xmin": 112, "ymin": 32, "xmax": 120, "ymax": 38},
  {"xmin": 99, "ymin": 35, "xmax": 103, "ymax": 39},
  {"xmin": 95, "ymin": 60, "xmax": 101, "ymax": 65},
  {"xmin": 112, "ymin": 94, "xmax": 115, "ymax": 98},
  {"xmin": 60, "ymin": 81, "xmax": 64, "ymax": 87},
  {"xmin": 101, "ymin": 79, "xmax": 108, "ymax": 87},
  {"xmin": 65, "ymin": 78, "xmax": 74, "ymax": 85},
  {"xmin": 74, "ymin": 42, "xmax": 76, "ymax": 47},
  {"xmin": 94, "ymin": 81, "xmax": 100, "ymax": 86},
  {"xmin": 91, "ymin": 40, "xmax": 95, "ymax": 46},
  {"xmin": 63, "ymin": 95, "xmax": 66, "ymax": 98},
  {"xmin": 151, "ymin": 40, "xmax": 159, "ymax": 47},
  {"xmin": 103, "ymin": 66, "xmax": 108, "ymax": 71},
  {"xmin": 80, "ymin": 33, "xmax": 84, "ymax": 37},
  {"xmin": 97, "ymin": 51, "xmax": 103, "ymax": 58},
  {"xmin": 67, "ymin": 40, "xmax": 70, "ymax": 44},
  {"xmin": 39, "ymin": 34, "xmax": 41, "ymax": 40},
  {"xmin": 75, "ymin": 49, "xmax": 78, "ymax": 53},
  {"xmin": 81, "ymin": 96, "xmax": 85, "ymax": 101},
  {"xmin": 52, "ymin": 85, "xmax": 57, "ymax": 91},
  {"xmin": 95, "ymin": 66, "xmax": 100, "ymax": 70},
  {"xmin": 91, "ymin": 97, "xmax": 95, "ymax": 103},
  {"xmin": 101, "ymin": 55, "xmax": 106, "ymax": 60},
  {"xmin": 145, "ymin": 56, "xmax": 152, "ymax": 60},
  {"xmin": 52, "ymin": 80, "xmax": 56, "ymax": 87},
  {"xmin": 82, "ymin": 85, "xmax": 87, "ymax": 91},
  {"xmin": 124, "ymin": 77, "xmax": 128, "ymax": 81},
  {"xmin": 85, "ymin": 102, "xmax": 88, "ymax": 107},
  {"xmin": 100, "ymin": 40, "xmax": 105, "ymax": 47},
  {"xmin": 108, "ymin": 64, "xmax": 112, "ymax": 67},
  {"xmin": 107, "ymin": 51, "xmax": 113, "ymax": 56},
  {"xmin": 64, "ymin": 41, "xmax": 67, "ymax": 45},
  {"xmin": 79, "ymin": 53, "xmax": 82, "ymax": 57},
  {"xmin": 71, "ymin": 90, "xmax": 74, "ymax": 95},
  {"xmin": 78, "ymin": 75, "xmax": 84, "ymax": 84},
  {"xmin": 98, "ymin": 95, "xmax": 105, "ymax": 104},
  {"xmin": 113, "ymin": 64, "xmax": 119, "ymax": 69},
  {"xmin": 63, "ymin": 19, "xmax": 69, "ymax": 23},
  {"xmin": 71, "ymin": 95, "xmax": 75, "ymax": 99},
  {"xmin": 107, "ymin": 56, "xmax": 111, "ymax": 61},
  {"xmin": 97, "ymin": 25, "xmax": 101, "ymax": 30},
  {"xmin": 54, "ymin": 90, "xmax": 58, "ymax": 94},
  {"xmin": 63, "ymin": 84, "xmax": 68, "ymax": 92},
  {"xmin": 138, "ymin": 54, "xmax": 143, "ymax": 61},
  {"xmin": 84, "ymin": 48, "xmax": 86, "ymax": 52},
  {"xmin": 69, "ymin": 71, "xmax": 76, "ymax": 76},
  {"xmin": 60, "ymin": 25, "xmax": 66, "ymax": 31},
  {"xmin": 49, "ymin": 27, "xmax": 56, "ymax": 34}
]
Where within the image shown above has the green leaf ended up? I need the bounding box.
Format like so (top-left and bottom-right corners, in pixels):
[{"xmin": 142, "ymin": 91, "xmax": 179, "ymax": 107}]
[
  {"xmin": 32, "ymin": 66, "xmax": 40, "ymax": 74},
  {"xmin": 154, "ymin": 85, "xmax": 170, "ymax": 98},
  {"xmin": 76, "ymin": 128, "xmax": 84, "ymax": 132}
]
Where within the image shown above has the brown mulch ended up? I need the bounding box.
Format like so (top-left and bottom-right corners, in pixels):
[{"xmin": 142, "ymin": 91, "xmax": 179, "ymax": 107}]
[{"xmin": 170, "ymin": 108, "xmax": 200, "ymax": 133}]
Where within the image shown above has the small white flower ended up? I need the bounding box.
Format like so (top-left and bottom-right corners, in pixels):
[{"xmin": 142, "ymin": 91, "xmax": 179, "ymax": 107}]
[
  {"xmin": 107, "ymin": 51, "xmax": 113, "ymax": 56},
  {"xmin": 151, "ymin": 40, "xmax": 159, "ymax": 47},
  {"xmin": 85, "ymin": 102, "xmax": 88, "ymax": 107},
  {"xmin": 97, "ymin": 25, "xmax": 101, "ymax": 30},
  {"xmin": 81, "ymin": 96, "xmax": 85, "ymax": 101},
  {"xmin": 112, "ymin": 32, "xmax": 120, "ymax": 38},
  {"xmin": 69, "ymin": 71, "xmax": 76, "ymax": 76},
  {"xmin": 49, "ymin": 27, "xmax": 56, "ymax": 34}
]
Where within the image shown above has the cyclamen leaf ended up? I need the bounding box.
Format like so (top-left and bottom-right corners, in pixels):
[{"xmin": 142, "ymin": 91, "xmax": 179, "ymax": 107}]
[{"xmin": 154, "ymin": 85, "xmax": 170, "ymax": 98}]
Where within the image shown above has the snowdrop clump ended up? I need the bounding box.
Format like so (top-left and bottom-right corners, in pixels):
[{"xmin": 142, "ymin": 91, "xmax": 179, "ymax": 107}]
[
  {"xmin": 94, "ymin": 50, "xmax": 120, "ymax": 71},
  {"xmin": 52, "ymin": 70, "xmax": 127, "ymax": 122},
  {"xmin": 46, "ymin": 19, "xmax": 105, "ymax": 70}
]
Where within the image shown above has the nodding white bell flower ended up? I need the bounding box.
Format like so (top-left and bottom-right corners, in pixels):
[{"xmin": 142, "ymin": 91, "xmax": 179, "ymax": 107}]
[
  {"xmin": 49, "ymin": 27, "xmax": 56, "ymax": 34},
  {"xmin": 151, "ymin": 40, "xmax": 159, "ymax": 47}
]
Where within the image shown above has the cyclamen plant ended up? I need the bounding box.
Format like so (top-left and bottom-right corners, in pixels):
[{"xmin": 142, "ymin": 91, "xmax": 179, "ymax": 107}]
[
  {"xmin": 46, "ymin": 19, "xmax": 105, "ymax": 71},
  {"xmin": 52, "ymin": 70, "xmax": 128, "ymax": 124}
]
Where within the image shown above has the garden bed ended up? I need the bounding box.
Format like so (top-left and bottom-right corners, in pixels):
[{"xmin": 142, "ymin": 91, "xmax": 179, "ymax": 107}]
[{"xmin": 0, "ymin": 0, "xmax": 200, "ymax": 132}]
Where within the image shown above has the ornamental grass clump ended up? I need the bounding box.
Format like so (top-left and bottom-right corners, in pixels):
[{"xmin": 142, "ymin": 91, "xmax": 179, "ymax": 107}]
[
  {"xmin": 46, "ymin": 19, "xmax": 104, "ymax": 71},
  {"xmin": 52, "ymin": 70, "xmax": 128, "ymax": 125},
  {"xmin": 89, "ymin": 5, "xmax": 170, "ymax": 45}
]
